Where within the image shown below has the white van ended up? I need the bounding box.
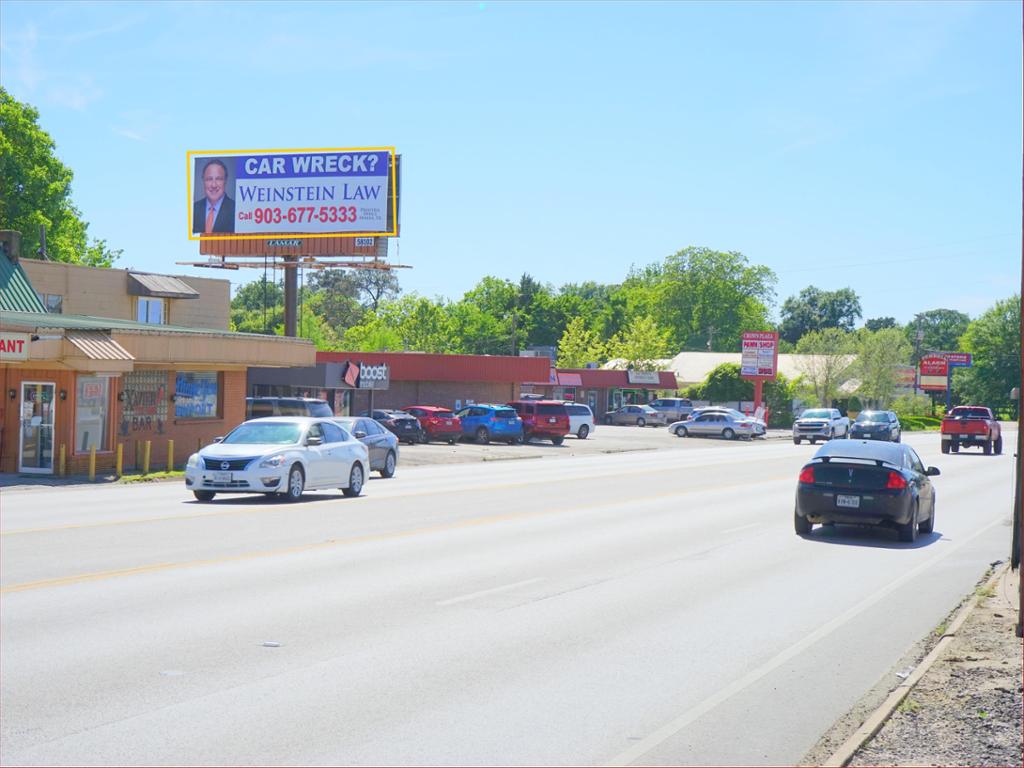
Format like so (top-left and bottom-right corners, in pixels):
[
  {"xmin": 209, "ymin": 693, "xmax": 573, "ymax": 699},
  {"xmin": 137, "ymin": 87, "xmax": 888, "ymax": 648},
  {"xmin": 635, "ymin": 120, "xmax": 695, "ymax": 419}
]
[{"xmin": 563, "ymin": 402, "xmax": 596, "ymax": 439}]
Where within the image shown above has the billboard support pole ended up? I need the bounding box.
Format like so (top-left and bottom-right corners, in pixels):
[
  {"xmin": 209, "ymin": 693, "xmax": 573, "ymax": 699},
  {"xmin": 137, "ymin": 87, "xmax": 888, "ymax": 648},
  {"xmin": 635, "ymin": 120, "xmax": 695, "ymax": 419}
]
[
  {"xmin": 283, "ymin": 256, "xmax": 298, "ymax": 337},
  {"xmin": 753, "ymin": 380, "xmax": 763, "ymax": 416}
]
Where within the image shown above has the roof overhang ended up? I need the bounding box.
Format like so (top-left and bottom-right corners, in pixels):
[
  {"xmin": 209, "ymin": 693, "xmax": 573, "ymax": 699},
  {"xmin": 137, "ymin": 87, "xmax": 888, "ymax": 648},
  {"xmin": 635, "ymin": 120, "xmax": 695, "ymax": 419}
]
[{"xmin": 127, "ymin": 273, "xmax": 200, "ymax": 299}]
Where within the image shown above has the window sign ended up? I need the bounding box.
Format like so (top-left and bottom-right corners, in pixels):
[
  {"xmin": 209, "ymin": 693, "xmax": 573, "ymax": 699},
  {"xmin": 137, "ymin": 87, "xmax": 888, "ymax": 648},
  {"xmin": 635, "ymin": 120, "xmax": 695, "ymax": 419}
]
[
  {"xmin": 120, "ymin": 370, "xmax": 168, "ymax": 435},
  {"xmin": 76, "ymin": 376, "xmax": 109, "ymax": 452},
  {"xmin": 175, "ymin": 372, "xmax": 219, "ymax": 418}
]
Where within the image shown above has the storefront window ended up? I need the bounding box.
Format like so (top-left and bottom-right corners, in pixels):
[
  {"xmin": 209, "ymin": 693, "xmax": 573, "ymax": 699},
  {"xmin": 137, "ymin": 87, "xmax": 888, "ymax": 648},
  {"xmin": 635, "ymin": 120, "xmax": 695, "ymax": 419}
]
[
  {"xmin": 76, "ymin": 376, "xmax": 109, "ymax": 452},
  {"xmin": 120, "ymin": 370, "xmax": 169, "ymax": 436},
  {"xmin": 174, "ymin": 372, "xmax": 219, "ymax": 418}
]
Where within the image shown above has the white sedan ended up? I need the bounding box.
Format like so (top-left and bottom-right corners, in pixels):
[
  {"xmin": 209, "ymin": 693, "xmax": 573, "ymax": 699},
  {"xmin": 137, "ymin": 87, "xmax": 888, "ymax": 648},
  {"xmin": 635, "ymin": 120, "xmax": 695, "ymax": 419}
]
[{"xmin": 184, "ymin": 417, "xmax": 369, "ymax": 502}]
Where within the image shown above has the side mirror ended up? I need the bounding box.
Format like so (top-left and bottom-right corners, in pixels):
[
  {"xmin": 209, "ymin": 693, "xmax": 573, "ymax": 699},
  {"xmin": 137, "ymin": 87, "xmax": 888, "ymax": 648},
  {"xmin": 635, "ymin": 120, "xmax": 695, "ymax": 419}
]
[
  {"xmin": 306, "ymin": 436, "xmax": 323, "ymax": 446},
  {"xmin": 354, "ymin": 431, "xmax": 367, "ymax": 439},
  {"xmin": 213, "ymin": 436, "xmax": 224, "ymax": 443},
  {"xmin": 925, "ymin": 466, "xmax": 941, "ymax": 476}
]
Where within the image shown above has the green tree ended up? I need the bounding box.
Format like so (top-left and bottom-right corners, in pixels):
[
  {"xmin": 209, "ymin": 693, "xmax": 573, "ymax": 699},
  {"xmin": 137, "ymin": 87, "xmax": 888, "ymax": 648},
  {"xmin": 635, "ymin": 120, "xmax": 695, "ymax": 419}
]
[
  {"xmin": 607, "ymin": 316, "xmax": 671, "ymax": 370},
  {"xmin": 351, "ymin": 268, "xmax": 401, "ymax": 311},
  {"xmin": 905, "ymin": 308, "xmax": 971, "ymax": 362},
  {"xmin": 794, "ymin": 328, "xmax": 856, "ymax": 406},
  {"xmin": 952, "ymin": 296, "xmax": 1020, "ymax": 412},
  {"xmin": 779, "ymin": 286, "xmax": 862, "ymax": 344},
  {"xmin": 864, "ymin": 317, "xmax": 898, "ymax": 332},
  {"xmin": 556, "ymin": 317, "xmax": 606, "ymax": 368},
  {"xmin": 853, "ymin": 327, "xmax": 912, "ymax": 407},
  {"xmin": 0, "ymin": 87, "xmax": 120, "ymax": 266},
  {"xmin": 695, "ymin": 363, "xmax": 752, "ymax": 402}
]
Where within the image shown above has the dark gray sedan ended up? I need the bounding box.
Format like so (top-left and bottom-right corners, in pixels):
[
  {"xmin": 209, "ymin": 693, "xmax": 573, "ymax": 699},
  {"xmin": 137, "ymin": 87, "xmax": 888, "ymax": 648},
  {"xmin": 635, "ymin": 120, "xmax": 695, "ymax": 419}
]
[
  {"xmin": 332, "ymin": 417, "xmax": 399, "ymax": 478},
  {"xmin": 794, "ymin": 440, "xmax": 938, "ymax": 542}
]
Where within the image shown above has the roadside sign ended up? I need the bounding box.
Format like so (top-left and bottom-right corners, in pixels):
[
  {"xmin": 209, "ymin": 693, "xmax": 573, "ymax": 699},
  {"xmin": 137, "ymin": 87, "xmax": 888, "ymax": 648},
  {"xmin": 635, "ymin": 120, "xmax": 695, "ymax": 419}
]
[
  {"xmin": 740, "ymin": 331, "xmax": 779, "ymax": 380},
  {"xmin": 943, "ymin": 352, "xmax": 973, "ymax": 368},
  {"xmin": 919, "ymin": 355, "xmax": 948, "ymax": 391}
]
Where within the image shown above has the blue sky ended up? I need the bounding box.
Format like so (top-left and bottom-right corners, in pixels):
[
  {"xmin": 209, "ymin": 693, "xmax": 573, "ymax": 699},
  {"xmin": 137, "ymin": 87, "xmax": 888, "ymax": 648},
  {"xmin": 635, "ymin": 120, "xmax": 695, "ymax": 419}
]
[{"xmin": 1, "ymin": 0, "xmax": 1020, "ymax": 324}]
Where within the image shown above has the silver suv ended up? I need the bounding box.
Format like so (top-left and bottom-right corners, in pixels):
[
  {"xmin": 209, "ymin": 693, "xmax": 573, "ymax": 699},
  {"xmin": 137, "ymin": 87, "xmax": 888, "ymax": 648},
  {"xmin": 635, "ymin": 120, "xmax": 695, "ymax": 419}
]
[{"xmin": 647, "ymin": 397, "xmax": 693, "ymax": 423}]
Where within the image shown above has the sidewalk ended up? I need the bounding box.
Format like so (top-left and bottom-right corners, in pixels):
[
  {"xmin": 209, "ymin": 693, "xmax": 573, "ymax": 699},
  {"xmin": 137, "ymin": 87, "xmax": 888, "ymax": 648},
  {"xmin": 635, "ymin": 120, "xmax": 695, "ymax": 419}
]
[{"xmin": 810, "ymin": 563, "xmax": 1022, "ymax": 767}]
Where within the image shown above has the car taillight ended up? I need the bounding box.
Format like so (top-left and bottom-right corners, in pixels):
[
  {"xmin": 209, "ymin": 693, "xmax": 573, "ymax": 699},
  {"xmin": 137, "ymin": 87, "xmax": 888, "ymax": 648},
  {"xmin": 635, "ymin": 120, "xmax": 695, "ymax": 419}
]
[
  {"xmin": 886, "ymin": 471, "xmax": 908, "ymax": 490},
  {"xmin": 798, "ymin": 466, "xmax": 815, "ymax": 484}
]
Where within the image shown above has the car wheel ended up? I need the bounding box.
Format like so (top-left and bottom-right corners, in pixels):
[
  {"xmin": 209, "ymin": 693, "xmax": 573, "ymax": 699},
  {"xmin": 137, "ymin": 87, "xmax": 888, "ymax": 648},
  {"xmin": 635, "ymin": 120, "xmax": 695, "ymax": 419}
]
[
  {"xmin": 284, "ymin": 465, "xmax": 304, "ymax": 502},
  {"xmin": 898, "ymin": 503, "xmax": 919, "ymax": 543},
  {"xmin": 637, "ymin": 417, "xmax": 646, "ymax": 427},
  {"xmin": 919, "ymin": 499, "xmax": 935, "ymax": 534},
  {"xmin": 941, "ymin": 442, "xmax": 950, "ymax": 454},
  {"xmin": 951, "ymin": 443, "xmax": 960, "ymax": 453},
  {"xmin": 604, "ymin": 417, "xmax": 613, "ymax": 426},
  {"xmin": 475, "ymin": 427, "xmax": 489, "ymax": 445},
  {"xmin": 828, "ymin": 428, "xmax": 835, "ymax": 440},
  {"xmin": 342, "ymin": 463, "xmax": 364, "ymax": 497},
  {"xmin": 793, "ymin": 437, "xmax": 801, "ymax": 445},
  {"xmin": 794, "ymin": 508, "xmax": 812, "ymax": 535},
  {"xmin": 994, "ymin": 436, "xmax": 1003, "ymax": 454},
  {"xmin": 193, "ymin": 490, "xmax": 216, "ymax": 502},
  {"xmin": 722, "ymin": 428, "xmax": 735, "ymax": 440},
  {"xmin": 380, "ymin": 450, "xmax": 396, "ymax": 478},
  {"xmin": 578, "ymin": 424, "xmax": 590, "ymax": 440},
  {"xmin": 810, "ymin": 437, "xmax": 817, "ymax": 444},
  {"xmin": 676, "ymin": 426, "xmax": 687, "ymax": 438},
  {"xmin": 894, "ymin": 431, "xmax": 901, "ymax": 443},
  {"xmin": 551, "ymin": 436, "xmax": 565, "ymax": 446}
]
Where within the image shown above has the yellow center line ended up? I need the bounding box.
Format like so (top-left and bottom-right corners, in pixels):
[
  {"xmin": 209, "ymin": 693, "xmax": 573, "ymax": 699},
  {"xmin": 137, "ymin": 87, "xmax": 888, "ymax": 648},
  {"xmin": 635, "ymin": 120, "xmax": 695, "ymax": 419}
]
[
  {"xmin": 1, "ymin": 456, "xmax": 799, "ymax": 536},
  {"xmin": 0, "ymin": 473, "xmax": 794, "ymax": 594}
]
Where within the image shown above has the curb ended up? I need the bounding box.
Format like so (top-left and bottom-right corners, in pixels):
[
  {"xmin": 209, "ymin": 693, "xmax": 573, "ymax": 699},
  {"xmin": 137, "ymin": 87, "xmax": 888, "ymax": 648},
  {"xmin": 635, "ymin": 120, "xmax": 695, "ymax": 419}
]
[{"xmin": 822, "ymin": 562, "xmax": 1012, "ymax": 767}]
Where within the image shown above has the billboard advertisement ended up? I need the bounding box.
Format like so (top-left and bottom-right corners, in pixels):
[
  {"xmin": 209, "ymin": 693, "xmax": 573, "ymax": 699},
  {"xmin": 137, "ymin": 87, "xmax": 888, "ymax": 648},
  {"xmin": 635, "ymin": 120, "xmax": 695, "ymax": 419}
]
[
  {"xmin": 740, "ymin": 331, "xmax": 779, "ymax": 379},
  {"xmin": 188, "ymin": 147, "xmax": 396, "ymax": 240},
  {"xmin": 919, "ymin": 354, "xmax": 949, "ymax": 391}
]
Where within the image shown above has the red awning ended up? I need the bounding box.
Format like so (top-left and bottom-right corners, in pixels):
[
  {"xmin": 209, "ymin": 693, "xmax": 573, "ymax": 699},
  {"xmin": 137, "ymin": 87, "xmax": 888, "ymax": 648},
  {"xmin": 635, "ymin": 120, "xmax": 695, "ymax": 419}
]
[{"xmin": 556, "ymin": 372, "xmax": 582, "ymax": 386}]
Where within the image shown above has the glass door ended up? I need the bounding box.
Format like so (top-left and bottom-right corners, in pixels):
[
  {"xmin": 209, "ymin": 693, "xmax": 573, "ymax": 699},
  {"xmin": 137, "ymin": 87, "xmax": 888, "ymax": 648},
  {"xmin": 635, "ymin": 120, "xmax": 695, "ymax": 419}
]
[{"xmin": 19, "ymin": 382, "xmax": 55, "ymax": 474}]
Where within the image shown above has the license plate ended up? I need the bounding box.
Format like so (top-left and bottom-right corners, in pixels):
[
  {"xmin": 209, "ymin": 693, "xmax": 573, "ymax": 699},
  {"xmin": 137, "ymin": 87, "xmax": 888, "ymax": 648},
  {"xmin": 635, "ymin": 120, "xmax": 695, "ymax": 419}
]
[
  {"xmin": 548, "ymin": 417, "xmax": 556, "ymax": 423},
  {"xmin": 836, "ymin": 494, "xmax": 860, "ymax": 509},
  {"xmin": 213, "ymin": 471, "xmax": 232, "ymax": 483},
  {"xmin": 444, "ymin": 420, "xmax": 451, "ymax": 426}
]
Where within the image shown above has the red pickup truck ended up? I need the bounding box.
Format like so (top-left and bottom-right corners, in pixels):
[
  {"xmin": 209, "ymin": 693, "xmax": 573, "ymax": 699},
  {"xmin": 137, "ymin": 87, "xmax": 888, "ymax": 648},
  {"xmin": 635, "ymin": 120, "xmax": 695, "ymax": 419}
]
[{"xmin": 940, "ymin": 406, "xmax": 1002, "ymax": 455}]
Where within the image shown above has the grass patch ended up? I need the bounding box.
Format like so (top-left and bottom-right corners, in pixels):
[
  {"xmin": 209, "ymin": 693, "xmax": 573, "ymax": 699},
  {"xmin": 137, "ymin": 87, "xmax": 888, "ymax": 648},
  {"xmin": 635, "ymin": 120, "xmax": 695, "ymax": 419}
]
[
  {"xmin": 975, "ymin": 584, "xmax": 996, "ymax": 599},
  {"xmin": 118, "ymin": 470, "xmax": 185, "ymax": 484},
  {"xmin": 898, "ymin": 697, "xmax": 922, "ymax": 713},
  {"xmin": 933, "ymin": 622, "xmax": 948, "ymax": 637}
]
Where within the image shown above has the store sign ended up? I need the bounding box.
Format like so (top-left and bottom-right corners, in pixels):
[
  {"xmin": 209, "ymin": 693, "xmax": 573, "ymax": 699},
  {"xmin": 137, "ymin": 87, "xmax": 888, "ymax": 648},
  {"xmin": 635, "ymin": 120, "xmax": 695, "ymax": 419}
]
[
  {"xmin": 919, "ymin": 355, "xmax": 948, "ymax": 391},
  {"xmin": 340, "ymin": 361, "xmax": 390, "ymax": 390},
  {"xmin": 626, "ymin": 370, "xmax": 661, "ymax": 385},
  {"xmin": 0, "ymin": 332, "xmax": 30, "ymax": 362},
  {"xmin": 944, "ymin": 352, "xmax": 973, "ymax": 368},
  {"xmin": 740, "ymin": 331, "xmax": 779, "ymax": 379}
]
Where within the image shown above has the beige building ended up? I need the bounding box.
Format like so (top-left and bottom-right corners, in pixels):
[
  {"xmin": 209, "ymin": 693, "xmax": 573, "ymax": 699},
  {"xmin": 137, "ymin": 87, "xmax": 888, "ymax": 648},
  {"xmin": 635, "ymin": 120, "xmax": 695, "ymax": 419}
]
[{"xmin": 20, "ymin": 259, "xmax": 230, "ymax": 330}]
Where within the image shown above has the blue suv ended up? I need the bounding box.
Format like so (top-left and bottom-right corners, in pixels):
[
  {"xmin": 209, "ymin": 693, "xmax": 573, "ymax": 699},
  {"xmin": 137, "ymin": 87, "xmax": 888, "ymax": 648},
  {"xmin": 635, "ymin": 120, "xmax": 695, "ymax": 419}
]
[{"xmin": 455, "ymin": 404, "xmax": 524, "ymax": 445}]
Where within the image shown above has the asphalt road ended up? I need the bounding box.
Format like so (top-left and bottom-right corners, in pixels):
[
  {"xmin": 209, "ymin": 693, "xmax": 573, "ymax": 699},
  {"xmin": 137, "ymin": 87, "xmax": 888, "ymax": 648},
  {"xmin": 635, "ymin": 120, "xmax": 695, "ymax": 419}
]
[{"xmin": 0, "ymin": 430, "xmax": 1016, "ymax": 766}]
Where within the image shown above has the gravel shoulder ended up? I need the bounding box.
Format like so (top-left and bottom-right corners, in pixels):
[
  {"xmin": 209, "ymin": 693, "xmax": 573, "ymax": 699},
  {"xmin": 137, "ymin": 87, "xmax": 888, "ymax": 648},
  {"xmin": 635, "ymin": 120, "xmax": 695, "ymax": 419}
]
[{"xmin": 803, "ymin": 563, "xmax": 1022, "ymax": 767}]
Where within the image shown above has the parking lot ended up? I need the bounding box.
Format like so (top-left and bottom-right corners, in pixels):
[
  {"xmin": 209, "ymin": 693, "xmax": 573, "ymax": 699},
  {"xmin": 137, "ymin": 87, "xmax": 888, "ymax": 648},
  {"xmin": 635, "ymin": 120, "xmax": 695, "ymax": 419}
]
[{"xmin": 397, "ymin": 423, "xmax": 793, "ymax": 467}]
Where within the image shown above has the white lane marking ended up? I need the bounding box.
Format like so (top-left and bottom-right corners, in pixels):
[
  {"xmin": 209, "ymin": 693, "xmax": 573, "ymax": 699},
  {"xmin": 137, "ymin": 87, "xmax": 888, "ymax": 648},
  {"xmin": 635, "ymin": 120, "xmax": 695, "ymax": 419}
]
[
  {"xmin": 436, "ymin": 577, "xmax": 545, "ymax": 607},
  {"xmin": 603, "ymin": 513, "xmax": 1008, "ymax": 767},
  {"xmin": 720, "ymin": 523, "xmax": 761, "ymax": 534}
]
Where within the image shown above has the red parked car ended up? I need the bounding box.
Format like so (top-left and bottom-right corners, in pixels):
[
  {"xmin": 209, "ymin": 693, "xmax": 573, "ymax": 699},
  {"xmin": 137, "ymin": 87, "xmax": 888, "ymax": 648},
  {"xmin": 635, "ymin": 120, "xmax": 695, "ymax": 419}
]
[
  {"xmin": 506, "ymin": 400, "xmax": 570, "ymax": 445},
  {"xmin": 402, "ymin": 406, "xmax": 462, "ymax": 444}
]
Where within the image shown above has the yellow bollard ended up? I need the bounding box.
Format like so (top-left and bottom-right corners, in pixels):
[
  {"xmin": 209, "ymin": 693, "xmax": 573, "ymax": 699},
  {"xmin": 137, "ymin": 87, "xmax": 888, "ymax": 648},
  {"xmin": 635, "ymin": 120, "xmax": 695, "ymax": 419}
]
[
  {"xmin": 143, "ymin": 440, "xmax": 151, "ymax": 475},
  {"xmin": 116, "ymin": 444, "xmax": 123, "ymax": 478},
  {"xmin": 167, "ymin": 439, "xmax": 175, "ymax": 472},
  {"xmin": 59, "ymin": 444, "xmax": 66, "ymax": 477},
  {"xmin": 88, "ymin": 446, "xmax": 96, "ymax": 482}
]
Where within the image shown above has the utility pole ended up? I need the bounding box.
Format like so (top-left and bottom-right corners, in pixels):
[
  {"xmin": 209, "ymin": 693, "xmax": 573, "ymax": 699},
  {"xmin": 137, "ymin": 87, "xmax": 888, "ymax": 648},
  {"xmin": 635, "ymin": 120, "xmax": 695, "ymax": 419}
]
[
  {"xmin": 706, "ymin": 326, "xmax": 715, "ymax": 351},
  {"xmin": 510, "ymin": 312, "xmax": 518, "ymax": 356}
]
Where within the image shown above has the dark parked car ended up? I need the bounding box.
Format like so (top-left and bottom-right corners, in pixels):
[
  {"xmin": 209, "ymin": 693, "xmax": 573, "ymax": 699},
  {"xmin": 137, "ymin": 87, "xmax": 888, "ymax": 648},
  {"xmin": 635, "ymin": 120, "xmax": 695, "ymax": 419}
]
[
  {"xmin": 246, "ymin": 397, "xmax": 333, "ymax": 419},
  {"xmin": 849, "ymin": 410, "xmax": 902, "ymax": 442},
  {"xmin": 794, "ymin": 440, "xmax": 938, "ymax": 542},
  {"xmin": 332, "ymin": 416, "xmax": 399, "ymax": 477},
  {"xmin": 363, "ymin": 409, "xmax": 425, "ymax": 445},
  {"xmin": 403, "ymin": 406, "xmax": 462, "ymax": 444}
]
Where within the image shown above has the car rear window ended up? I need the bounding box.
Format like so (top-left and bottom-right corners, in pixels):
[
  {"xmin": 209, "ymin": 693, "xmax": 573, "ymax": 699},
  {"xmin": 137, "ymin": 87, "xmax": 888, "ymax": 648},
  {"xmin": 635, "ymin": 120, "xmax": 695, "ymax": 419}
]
[
  {"xmin": 493, "ymin": 408, "xmax": 517, "ymax": 419},
  {"xmin": 306, "ymin": 402, "xmax": 333, "ymax": 417},
  {"xmin": 249, "ymin": 402, "xmax": 274, "ymax": 418},
  {"xmin": 537, "ymin": 404, "xmax": 566, "ymax": 416}
]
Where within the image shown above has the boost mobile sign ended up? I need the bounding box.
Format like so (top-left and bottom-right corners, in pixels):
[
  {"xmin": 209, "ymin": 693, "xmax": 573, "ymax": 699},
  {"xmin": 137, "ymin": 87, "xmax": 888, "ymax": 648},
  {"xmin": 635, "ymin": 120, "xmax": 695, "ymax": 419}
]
[
  {"xmin": 341, "ymin": 361, "xmax": 390, "ymax": 390},
  {"xmin": 188, "ymin": 147, "xmax": 396, "ymax": 239}
]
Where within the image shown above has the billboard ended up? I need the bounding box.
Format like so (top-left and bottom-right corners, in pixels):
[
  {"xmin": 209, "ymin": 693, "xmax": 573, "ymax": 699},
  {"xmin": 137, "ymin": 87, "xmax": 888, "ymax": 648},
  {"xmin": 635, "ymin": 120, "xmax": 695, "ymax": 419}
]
[
  {"xmin": 919, "ymin": 355, "xmax": 948, "ymax": 391},
  {"xmin": 740, "ymin": 331, "xmax": 779, "ymax": 379},
  {"xmin": 188, "ymin": 147, "xmax": 397, "ymax": 240}
]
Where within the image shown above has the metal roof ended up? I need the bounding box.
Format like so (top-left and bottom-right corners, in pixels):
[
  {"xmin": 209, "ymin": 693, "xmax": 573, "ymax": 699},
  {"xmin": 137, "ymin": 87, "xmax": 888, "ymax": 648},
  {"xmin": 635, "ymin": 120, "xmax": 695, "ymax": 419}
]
[
  {"xmin": 127, "ymin": 272, "xmax": 200, "ymax": 299},
  {"xmin": 0, "ymin": 257, "xmax": 47, "ymax": 314},
  {"xmin": 0, "ymin": 309, "xmax": 305, "ymax": 343},
  {"xmin": 65, "ymin": 330, "xmax": 135, "ymax": 361}
]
